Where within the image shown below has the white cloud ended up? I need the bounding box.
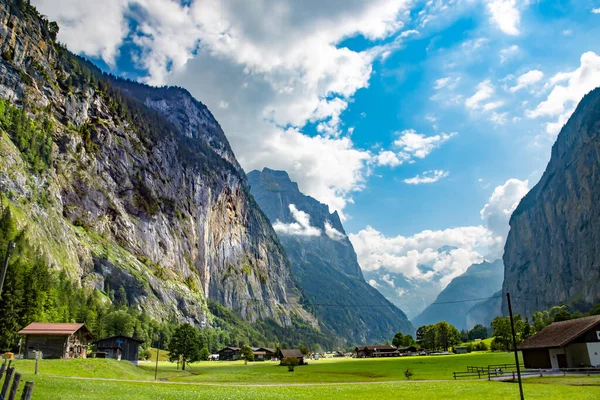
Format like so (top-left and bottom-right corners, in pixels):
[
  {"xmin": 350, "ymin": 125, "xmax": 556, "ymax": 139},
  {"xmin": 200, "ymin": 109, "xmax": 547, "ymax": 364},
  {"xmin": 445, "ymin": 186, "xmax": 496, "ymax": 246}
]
[
  {"xmin": 393, "ymin": 130, "xmax": 457, "ymax": 159},
  {"xmin": 374, "ymin": 150, "xmax": 406, "ymax": 167},
  {"xmin": 32, "ymin": 0, "xmax": 129, "ymax": 64},
  {"xmin": 219, "ymin": 100, "xmax": 229, "ymax": 109},
  {"xmin": 434, "ymin": 77, "xmax": 451, "ymax": 89},
  {"xmin": 273, "ymin": 204, "xmax": 321, "ymax": 237},
  {"xmin": 381, "ymin": 274, "xmax": 395, "ymax": 288},
  {"xmin": 403, "ymin": 170, "xmax": 449, "ymax": 185},
  {"xmin": 499, "ymin": 45, "xmax": 519, "ymax": 63},
  {"xmin": 592, "ymin": 8, "xmax": 600, "ymax": 14},
  {"xmin": 349, "ymin": 226, "xmax": 498, "ymax": 288},
  {"xmin": 487, "ymin": 0, "xmax": 520, "ymax": 35},
  {"xmin": 480, "ymin": 178, "xmax": 529, "ymax": 256},
  {"xmin": 466, "ymin": 80, "xmax": 494, "ymax": 110},
  {"xmin": 324, "ymin": 221, "xmax": 345, "ymax": 241},
  {"xmin": 368, "ymin": 279, "xmax": 381, "ymax": 289},
  {"xmin": 510, "ymin": 70, "xmax": 544, "ymax": 92},
  {"xmin": 527, "ymin": 52, "xmax": 600, "ymax": 135}
]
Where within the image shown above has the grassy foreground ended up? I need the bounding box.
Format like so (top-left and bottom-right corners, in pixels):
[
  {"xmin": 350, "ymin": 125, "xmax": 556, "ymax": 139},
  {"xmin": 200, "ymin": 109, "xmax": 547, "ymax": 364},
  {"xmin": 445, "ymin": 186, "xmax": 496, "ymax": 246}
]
[{"xmin": 6, "ymin": 353, "xmax": 600, "ymax": 399}]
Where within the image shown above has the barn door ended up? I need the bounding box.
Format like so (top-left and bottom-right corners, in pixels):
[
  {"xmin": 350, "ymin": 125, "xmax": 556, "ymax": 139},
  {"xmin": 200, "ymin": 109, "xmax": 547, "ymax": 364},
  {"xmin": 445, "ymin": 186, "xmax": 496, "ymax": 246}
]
[{"xmin": 557, "ymin": 354, "xmax": 567, "ymax": 368}]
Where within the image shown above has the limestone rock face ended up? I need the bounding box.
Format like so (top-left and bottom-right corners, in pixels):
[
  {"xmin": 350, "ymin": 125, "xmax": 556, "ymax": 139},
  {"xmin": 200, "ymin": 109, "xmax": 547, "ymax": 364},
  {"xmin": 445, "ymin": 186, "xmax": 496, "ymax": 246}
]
[
  {"xmin": 248, "ymin": 168, "xmax": 414, "ymax": 344},
  {"xmin": 0, "ymin": 0, "xmax": 313, "ymax": 327},
  {"xmin": 502, "ymin": 87, "xmax": 600, "ymax": 316}
]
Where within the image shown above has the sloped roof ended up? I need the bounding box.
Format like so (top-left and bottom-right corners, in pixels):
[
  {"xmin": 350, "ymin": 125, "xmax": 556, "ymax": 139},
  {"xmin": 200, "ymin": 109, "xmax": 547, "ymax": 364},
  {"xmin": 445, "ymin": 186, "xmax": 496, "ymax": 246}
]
[
  {"xmin": 281, "ymin": 349, "xmax": 304, "ymax": 358},
  {"xmin": 218, "ymin": 346, "xmax": 240, "ymax": 352},
  {"xmin": 519, "ymin": 315, "xmax": 600, "ymax": 349},
  {"xmin": 18, "ymin": 323, "xmax": 91, "ymax": 337},
  {"xmin": 355, "ymin": 345, "xmax": 397, "ymax": 351},
  {"xmin": 93, "ymin": 335, "xmax": 145, "ymax": 344}
]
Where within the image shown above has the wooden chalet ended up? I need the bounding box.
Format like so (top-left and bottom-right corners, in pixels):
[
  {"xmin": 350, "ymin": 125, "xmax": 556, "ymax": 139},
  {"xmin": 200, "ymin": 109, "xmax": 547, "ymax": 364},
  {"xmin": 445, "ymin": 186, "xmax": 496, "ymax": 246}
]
[
  {"xmin": 18, "ymin": 323, "xmax": 93, "ymax": 359},
  {"xmin": 519, "ymin": 315, "xmax": 600, "ymax": 369},
  {"xmin": 252, "ymin": 347, "xmax": 275, "ymax": 361},
  {"xmin": 398, "ymin": 346, "xmax": 418, "ymax": 354},
  {"xmin": 218, "ymin": 346, "xmax": 241, "ymax": 361},
  {"xmin": 93, "ymin": 335, "xmax": 145, "ymax": 365},
  {"xmin": 280, "ymin": 349, "xmax": 305, "ymax": 365},
  {"xmin": 355, "ymin": 345, "xmax": 399, "ymax": 358}
]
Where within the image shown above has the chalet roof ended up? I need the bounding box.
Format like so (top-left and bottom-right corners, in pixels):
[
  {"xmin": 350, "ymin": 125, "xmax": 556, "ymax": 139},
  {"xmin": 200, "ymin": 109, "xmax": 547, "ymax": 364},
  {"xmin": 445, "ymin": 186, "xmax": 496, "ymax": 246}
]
[
  {"xmin": 218, "ymin": 346, "xmax": 240, "ymax": 352},
  {"xmin": 398, "ymin": 346, "xmax": 418, "ymax": 351},
  {"xmin": 280, "ymin": 349, "xmax": 304, "ymax": 358},
  {"xmin": 355, "ymin": 345, "xmax": 397, "ymax": 351},
  {"xmin": 93, "ymin": 335, "xmax": 145, "ymax": 344},
  {"xmin": 253, "ymin": 351, "xmax": 266, "ymax": 355},
  {"xmin": 519, "ymin": 315, "xmax": 600, "ymax": 350},
  {"xmin": 260, "ymin": 347, "xmax": 275, "ymax": 353},
  {"xmin": 18, "ymin": 323, "xmax": 92, "ymax": 337}
]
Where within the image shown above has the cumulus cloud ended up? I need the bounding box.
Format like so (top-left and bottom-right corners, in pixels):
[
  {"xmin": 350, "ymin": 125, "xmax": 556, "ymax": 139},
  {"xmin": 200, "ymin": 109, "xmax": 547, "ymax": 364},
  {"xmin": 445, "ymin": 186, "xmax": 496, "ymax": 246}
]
[
  {"xmin": 510, "ymin": 70, "xmax": 544, "ymax": 92},
  {"xmin": 403, "ymin": 170, "xmax": 449, "ymax": 185},
  {"xmin": 527, "ymin": 52, "xmax": 600, "ymax": 136},
  {"xmin": 593, "ymin": 8, "xmax": 600, "ymax": 14},
  {"xmin": 374, "ymin": 150, "xmax": 406, "ymax": 168},
  {"xmin": 324, "ymin": 221, "xmax": 346, "ymax": 241},
  {"xmin": 480, "ymin": 178, "xmax": 529, "ymax": 256},
  {"xmin": 349, "ymin": 226, "xmax": 498, "ymax": 288},
  {"xmin": 273, "ymin": 204, "xmax": 321, "ymax": 237},
  {"xmin": 394, "ymin": 130, "xmax": 457, "ymax": 159},
  {"xmin": 368, "ymin": 279, "xmax": 381, "ymax": 289},
  {"xmin": 465, "ymin": 80, "xmax": 496, "ymax": 110},
  {"xmin": 487, "ymin": 0, "xmax": 520, "ymax": 35}
]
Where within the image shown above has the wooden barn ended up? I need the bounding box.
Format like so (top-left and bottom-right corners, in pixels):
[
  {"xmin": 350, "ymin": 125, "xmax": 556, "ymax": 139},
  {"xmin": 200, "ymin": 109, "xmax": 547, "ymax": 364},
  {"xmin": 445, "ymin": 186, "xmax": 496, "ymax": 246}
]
[
  {"xmin": 280, "ymin": 349, "xmax": 305, "ymax": 365},
  {"xmin": 18, "ymin": 323, "xmax": 93, "ymax": 359},
  {"xmin": 93, "ymin": 335, "xmax": 145, "ymax": 365},
  {"xmin": 355, "ymin": 345, "xmax": 400, "ymax": 358},
  {"xmin": 218, "ymin": 346, "xmax": 241, "ymax": 361},
  {"xmin": 252, "ymin": 347, "xmax": 275, "ymax": 361},
  {"xmin": 519, "ymin": 315, "xmax": 600, "ymax": 369}
]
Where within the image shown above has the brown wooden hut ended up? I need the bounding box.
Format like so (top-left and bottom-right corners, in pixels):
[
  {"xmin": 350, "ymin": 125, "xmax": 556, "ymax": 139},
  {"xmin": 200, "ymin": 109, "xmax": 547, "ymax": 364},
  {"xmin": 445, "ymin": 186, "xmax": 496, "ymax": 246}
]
[
  {"xmin": 280, "ymin": 349, "xmax": 305, "ymax": 365},
  {"xmin": 18, "ymin": 323, "xmax": 93, "ymax": 359},
  {"xmin": 93, "ymin": 335, "xmax": 145, "ymax": 365}
]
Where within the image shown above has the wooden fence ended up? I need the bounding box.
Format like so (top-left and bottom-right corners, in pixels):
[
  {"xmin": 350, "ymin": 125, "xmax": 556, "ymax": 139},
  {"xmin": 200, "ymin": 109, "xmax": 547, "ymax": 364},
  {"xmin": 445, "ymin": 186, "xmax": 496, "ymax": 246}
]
[
  {"xmin": 453, "ymin": 363, "xmax": 524, "ymax": 380},
  {"xmin": 0, "ymin": 361, "xmax": 33, "ymax": 400}
]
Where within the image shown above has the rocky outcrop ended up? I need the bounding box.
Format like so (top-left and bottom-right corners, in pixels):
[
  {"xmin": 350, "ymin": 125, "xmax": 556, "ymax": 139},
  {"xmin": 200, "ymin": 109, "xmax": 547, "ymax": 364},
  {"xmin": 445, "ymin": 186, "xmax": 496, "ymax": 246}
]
[
  {"xmin": 412, "ymin": 260, "xmax": 503, "ymax": 330},
  {"xmin": 466, "ymin": 291, "xmax": 502, "ymax": 330},
  {"xmin": 248, "ymin": 168, "xmax": 414, "ymax": 344},
  {"xmin": 503, "ymin": 87, "xmax": 600, "ymax": 316},
  {"xmin": 0, "ymin": 0, "xmax": 314, "ymax": 327}
]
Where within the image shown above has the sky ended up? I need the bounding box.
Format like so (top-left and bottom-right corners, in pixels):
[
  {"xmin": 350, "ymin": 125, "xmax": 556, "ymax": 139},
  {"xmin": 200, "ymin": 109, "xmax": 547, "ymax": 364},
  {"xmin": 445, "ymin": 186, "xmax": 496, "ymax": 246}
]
[{"xmin": 31, "ymin": 0, "xmax": 600, "ymax": 315}]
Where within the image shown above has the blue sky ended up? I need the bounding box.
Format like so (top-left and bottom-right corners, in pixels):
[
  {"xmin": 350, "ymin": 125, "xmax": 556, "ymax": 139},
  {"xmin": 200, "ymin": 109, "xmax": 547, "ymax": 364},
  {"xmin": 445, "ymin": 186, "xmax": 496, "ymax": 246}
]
[{"xmin": 32, "ymin": 0, "xmax": 600, "ymax": 315}]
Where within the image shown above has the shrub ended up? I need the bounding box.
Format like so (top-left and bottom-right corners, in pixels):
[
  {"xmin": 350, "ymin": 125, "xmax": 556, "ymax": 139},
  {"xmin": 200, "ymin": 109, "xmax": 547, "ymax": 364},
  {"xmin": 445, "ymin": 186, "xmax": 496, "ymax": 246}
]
[
  {"xmin": 404, "ymin": 368, "xmax": 413, "ymax": 380},
  {"xmin": 199, "ymin": 347, "xmax": 209, "ymax": 361},
  {"xmin": 490, "ymin": 338, "xmax": 506, "ymax": 351},
  {"xmin": 282, "ymin": 356, "xmax": 299, "ymax": 372},
  {"xmin": 475, "ymin": 342, "xmax": 488, "ymax": 351}
]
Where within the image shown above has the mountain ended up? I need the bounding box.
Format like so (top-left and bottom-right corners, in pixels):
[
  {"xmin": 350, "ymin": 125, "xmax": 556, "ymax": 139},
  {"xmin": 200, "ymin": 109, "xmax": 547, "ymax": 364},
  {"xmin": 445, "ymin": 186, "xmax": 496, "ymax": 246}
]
[
  {"xmin": 0, "ymin": 0, "xmax": 315, "ymax": 328},
  {"xmin": 466, "ymin": 291, "xmax": 502, "ymax": 330},
  {"xmin": 503, "ymin": 87, "xmax": 600, "ymax": 316},
  {"xmin": 248, "ymin": 168, "xmax": 414, "ymax": 344},
  {"xmin": 412, "ymin": 260, "xmax": 503, "ymax": 330}
]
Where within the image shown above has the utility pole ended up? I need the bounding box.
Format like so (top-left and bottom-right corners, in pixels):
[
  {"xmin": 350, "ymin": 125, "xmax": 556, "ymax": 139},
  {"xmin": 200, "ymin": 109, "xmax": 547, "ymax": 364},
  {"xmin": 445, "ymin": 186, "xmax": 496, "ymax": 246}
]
[
  {"xmin": 0, "ymin": 241, "xmax": 16, "ymax": 299},
  {"xmin": 507, "ymin": 292, "xmax": 524, "ymax": 400}
]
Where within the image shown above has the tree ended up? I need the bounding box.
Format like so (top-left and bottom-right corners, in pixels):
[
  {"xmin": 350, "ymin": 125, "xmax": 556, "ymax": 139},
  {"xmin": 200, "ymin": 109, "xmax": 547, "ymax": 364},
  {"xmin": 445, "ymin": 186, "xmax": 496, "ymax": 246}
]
[
  {"xmin": 240, "ymin": 345, "xmax": 254, "ymax": 364},
  {"xmin": 468, "ymin": 324, "xmax": 488, "ymax": 341},
  {"xmin": 282, "ymin": 356, "xmax": 299, "ymax": 372},
  {"xmin": 298, "ymin": 344, "xmax": 309, "ymax": 355},
  {"xmin": 168, "ymin": 324, "xmax": 201, "ymax": 371},
  {"xmin": 402, "ymin": 334, "xmax": 416, "ymax": 347},
  {"xmin": 392, "ymin": 332, "xmax": 404, "ymax": 347},
  {"xmin": 199, "ymin": 347, "xmax": 209, "ymax": 361}
]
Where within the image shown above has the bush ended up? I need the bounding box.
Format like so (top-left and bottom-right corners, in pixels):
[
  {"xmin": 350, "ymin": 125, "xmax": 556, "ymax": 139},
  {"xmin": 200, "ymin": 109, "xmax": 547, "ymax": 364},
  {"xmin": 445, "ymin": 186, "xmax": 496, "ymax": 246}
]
[
  {"xmin": 465, "ymin": 343, "xmax": 474, "ymax": 352},
  {"xmin": 404, "ymin": 368, "xmax": 413, "ymax": 380},
  {"xmin": 282, "ymin": 356, "xmax": 299, "ymax": 372},
  {"xmin": 199, "ymin": 347, "xmax": 209, "ymax": 361},
  {"xmin": 475, "ymin": 342, "xmax": 488, "ymax": 351},
  {"xmin": 490, "ymin": 338, "xmax": 506, "ymax": 351}
]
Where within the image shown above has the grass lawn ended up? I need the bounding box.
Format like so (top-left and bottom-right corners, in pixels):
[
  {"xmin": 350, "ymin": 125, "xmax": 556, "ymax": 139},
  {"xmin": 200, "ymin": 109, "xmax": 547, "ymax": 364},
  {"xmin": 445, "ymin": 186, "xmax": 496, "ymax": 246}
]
[{"xmin": 460, "ymin": 337, "xmax": 494, "ymax": 347}]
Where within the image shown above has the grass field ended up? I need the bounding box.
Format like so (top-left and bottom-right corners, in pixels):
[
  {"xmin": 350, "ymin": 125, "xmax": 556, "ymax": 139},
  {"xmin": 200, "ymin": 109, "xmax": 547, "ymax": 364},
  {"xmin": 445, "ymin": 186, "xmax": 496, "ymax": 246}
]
[{"xmin": 6, "ymin": 352, "xmax": 600, "ymax": 399}]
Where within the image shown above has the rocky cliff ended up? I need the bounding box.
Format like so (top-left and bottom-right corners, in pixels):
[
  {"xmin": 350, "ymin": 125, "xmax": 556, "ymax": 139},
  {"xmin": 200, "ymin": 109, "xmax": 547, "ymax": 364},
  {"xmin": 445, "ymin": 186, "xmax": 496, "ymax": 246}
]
[
  {"xmin": 412, "ymin": 259, "xmax": 503, "ymax": 330},
  {"xmin": 248, "ymin": 168, "xmax": 414, "ymax": 344},
  {"xmin": 503, "ymin": 87, "xmax": 600, "ymax": 316},
  {"xmin": 0, "ymin": 0, "xmax": 314, "ymax": 327}
]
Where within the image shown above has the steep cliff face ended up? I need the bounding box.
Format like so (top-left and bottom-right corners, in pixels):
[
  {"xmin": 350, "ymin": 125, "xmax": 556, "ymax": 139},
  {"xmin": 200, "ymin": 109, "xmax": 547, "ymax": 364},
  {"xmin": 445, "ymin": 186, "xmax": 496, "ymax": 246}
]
[
  {"xmin": 412, "ymin": 260, "xmax": 503, "ymax": 330},
  {"xmin": 248, "ymin": 168, "xmax": 414, "ymax": 344},
  {"xmin": 503, "ymin": 87, "xmax": 600, "ymax": 316},
  {"xmin": 0, "ymin": 0, "xmax": 313, "ymax": 326}
]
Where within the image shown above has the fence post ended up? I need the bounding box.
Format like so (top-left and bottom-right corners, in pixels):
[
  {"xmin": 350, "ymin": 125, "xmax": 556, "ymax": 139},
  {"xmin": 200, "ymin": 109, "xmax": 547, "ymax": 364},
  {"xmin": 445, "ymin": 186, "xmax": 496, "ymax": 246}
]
[
  {"xmin": 20, "ymin": 381, "xmax": 34, "ymax": 400},
  {"xmin": 8, "ymin": 372, "xmax": 21, "ymax": 400},
  {"xmin": 453, "ymin": 372, "xmax": 456, "ymax": 380},
  {"xmin": 1, "ymin": 367, "xmax": 14, "ymax": 399},
  {"xmin": 0, "ymin": 362, "xmax": 6, "ymax": 381}
]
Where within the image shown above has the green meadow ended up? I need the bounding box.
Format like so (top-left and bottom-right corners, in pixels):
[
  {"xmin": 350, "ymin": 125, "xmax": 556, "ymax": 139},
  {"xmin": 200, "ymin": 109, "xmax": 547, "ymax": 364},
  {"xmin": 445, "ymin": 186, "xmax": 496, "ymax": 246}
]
[{"xmin": 6, "ymin": 352, "xmax": 600, "ymax": 399}]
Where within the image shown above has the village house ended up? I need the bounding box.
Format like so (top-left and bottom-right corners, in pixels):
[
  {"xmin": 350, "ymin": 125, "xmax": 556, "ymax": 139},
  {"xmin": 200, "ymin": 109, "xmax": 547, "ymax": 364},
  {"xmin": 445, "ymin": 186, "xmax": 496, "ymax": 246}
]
[
  {"xmin": 18, "ymin": 323, "xmax": 93, "ymax": 359},
  {"xmin": 252, "ymin": 347, "xmax": 275, "ymax": 361},
  {"xmin": 355, "ymin": 345, "xmax": 400, "ymax": 358},
  {"xmin": 398, "ymin": 346, "xmax": 418, "ymax": 355},
  {"xmin": 280, "ymin": 349, "xmax": 305, "ymax": 365},
  {"xmin": 218, "ymin": 346, "xmax": 241, "ymax": 361},
  {"xmin": 519, "ymin": 315, "xmax": 600, "ymax": 369},
  {"xmin": 93, "ymin": 335, "xmax": 145, "ymax": 365}
]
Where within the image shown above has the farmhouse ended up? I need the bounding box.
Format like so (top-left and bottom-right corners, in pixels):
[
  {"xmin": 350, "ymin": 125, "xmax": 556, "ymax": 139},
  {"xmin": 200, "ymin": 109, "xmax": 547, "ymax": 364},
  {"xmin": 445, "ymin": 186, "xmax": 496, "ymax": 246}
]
[
  {"xmin": 280, "ymin": 349, "xmax": 305, "ymax": 365},
  {"xmin": 93, "ymin": 335, "xmax": 144, "ymax": 365},
  {"xmin": 218, "ymin": 346, "xmax": 241, "ymax": 361},
  {"xmin": 355, "ymin": 345, "xmax": 400, "ymax": 358},
  {"xmin": 398, "ymin": 346, "xmax": 418, "ymax": 355},
  {"xmin": 18, "ymin": 323, "xmax": 93, "ymax": 359},
  {"xmin": 252, "ymin": 347, "xmax": 275, "ymax": 361},
  {"xmin": 519, "ymin": 315, "xmax": 600, "ymax": 369}
]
